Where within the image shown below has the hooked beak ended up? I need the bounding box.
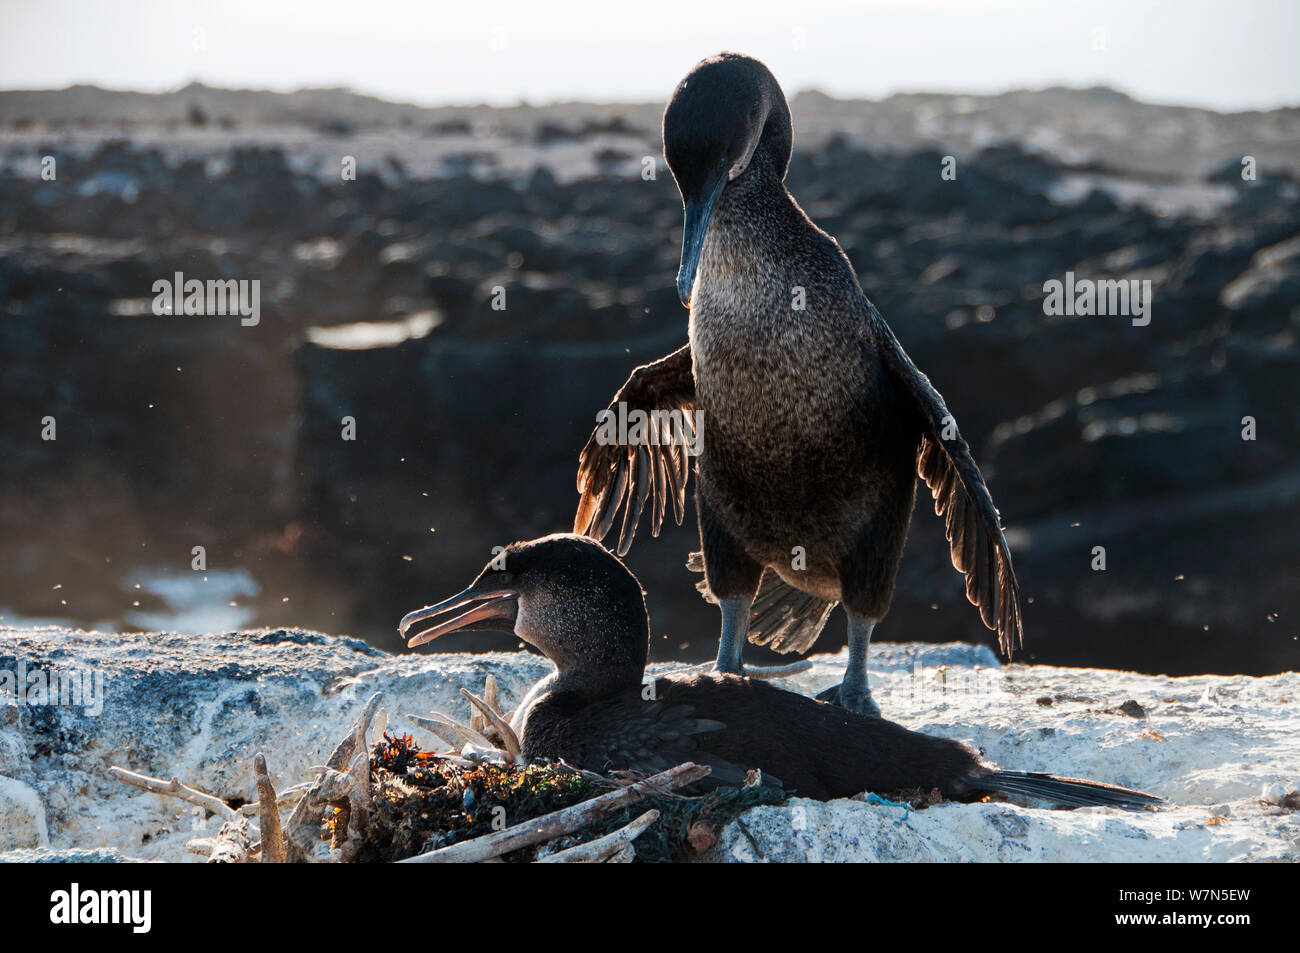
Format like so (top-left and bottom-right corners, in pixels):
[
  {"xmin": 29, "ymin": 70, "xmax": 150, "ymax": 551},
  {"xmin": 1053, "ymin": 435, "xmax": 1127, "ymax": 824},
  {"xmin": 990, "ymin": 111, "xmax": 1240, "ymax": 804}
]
[
  {"xmin": 676, "ymin": 171, "xmax": 728, "ymax": 308},
  {"xmin": 399, "ymin": 584, "xmax": 519, "ymax": 648}
]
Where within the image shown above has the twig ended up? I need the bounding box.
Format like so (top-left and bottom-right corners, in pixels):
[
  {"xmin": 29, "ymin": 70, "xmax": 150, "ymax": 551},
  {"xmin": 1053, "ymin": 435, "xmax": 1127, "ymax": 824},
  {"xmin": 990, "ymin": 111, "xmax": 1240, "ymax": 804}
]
[
  {"xmin": 239, "ymin": 781, "xmax": 309, "ymax": 815},
  {"xmin": 405, "ymin": 711, "xmax": 494, "ymax": 751},
  {"xmin": 208, "ymin": 814, "xmax": 252, "ymax": 863},
  {"xmin": 470, "ymin": 674, "xmax": 505, "ymax": 740},
  {"xmin": 106, "ymin": 766, "xmax": 236, "ymax": 820},
  {"xmin": 340, "ymin": 750, "xmax": 371, "ymax": 862},
  {"xmin": 459, "ymin": 688, "xmax": 522, "ymax": 763},
  {"xmin": 254, "ymin": 753, "xmax": 286, "ymax": 864},
  {"xmin": 536, "ymin": 809, "xmax": 659, "ymax": 863},
  {"xmin": 284, "ymin": 691, "xmax": 383, "ymax": 862},
  {"xmin": 186, "ymin": 838, "xmax": 217, "ymax": 857},
  {"xmin": 399, "ymin": 762, "xmax": 710, "ymax": 864}
]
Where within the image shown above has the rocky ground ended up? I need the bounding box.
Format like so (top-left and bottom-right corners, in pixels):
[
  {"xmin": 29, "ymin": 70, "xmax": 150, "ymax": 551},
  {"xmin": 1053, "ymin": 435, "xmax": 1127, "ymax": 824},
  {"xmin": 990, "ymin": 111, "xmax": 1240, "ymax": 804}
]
[
  {"xmin": 0, "ymin": 85, "xmax": 1297, "ymax": 676},
  {"xmin": 1, "ymin": 626, "xmax": 1296, "ymax": 863}
]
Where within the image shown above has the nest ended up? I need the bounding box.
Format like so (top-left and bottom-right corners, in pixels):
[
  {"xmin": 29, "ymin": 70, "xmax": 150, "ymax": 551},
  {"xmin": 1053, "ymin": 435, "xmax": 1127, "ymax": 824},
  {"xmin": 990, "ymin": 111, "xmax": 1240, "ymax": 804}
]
[
  {"xmin": 357, "ymin": 733, "xmax": 602, "ymax": 861},
  {"xmin": 106, "ymin": 688, "xmax": 789, "ymax": 863},
  {"xmin": 356, "ymin": 732, "xmax": 787, "ymax": 862}
]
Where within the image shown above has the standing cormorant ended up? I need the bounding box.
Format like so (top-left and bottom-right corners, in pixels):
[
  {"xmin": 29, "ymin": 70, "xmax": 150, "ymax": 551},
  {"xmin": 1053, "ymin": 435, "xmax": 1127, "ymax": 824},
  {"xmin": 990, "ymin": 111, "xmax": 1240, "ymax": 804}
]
[
  {"xmin": 574, "ymin": 53, "xmax": 1022, "ymax": 715},
  {"xmin": 399, "ymin": 535, "xmax": 1156, "ymax": 807}
]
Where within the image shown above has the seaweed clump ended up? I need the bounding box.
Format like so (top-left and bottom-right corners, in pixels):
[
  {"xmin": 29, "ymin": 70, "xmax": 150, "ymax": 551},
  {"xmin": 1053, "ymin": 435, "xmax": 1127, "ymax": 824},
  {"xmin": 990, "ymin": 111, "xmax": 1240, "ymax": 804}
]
[
  {"xmin": 353, "ymin": 733, "xmax": 601, "ymax": 862},
  {"xmin": 354, "ymin": 733, "xmax": 792, "ymax": 862}
]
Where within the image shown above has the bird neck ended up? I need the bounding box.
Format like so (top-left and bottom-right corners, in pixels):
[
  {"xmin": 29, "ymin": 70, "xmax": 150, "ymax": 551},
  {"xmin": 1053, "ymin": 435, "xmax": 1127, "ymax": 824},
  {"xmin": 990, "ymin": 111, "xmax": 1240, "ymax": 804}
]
[
  {"xmin": 537, "ymin": 602, "xmax": 650, "ymax": 704},
  {"xmin": 719, "ymin": 144, "xmax": 793, "ymax": 211},
  {"xmin": 705, "ymin": 150, "xmax": 802, "ymax": 264},
  {"xmin": 693, "ymin": 150, "xmax": 804, "ymax": 320},
  {"xmin": 550, "ymin": 662, "xmax": 641, "ymax": 704}
]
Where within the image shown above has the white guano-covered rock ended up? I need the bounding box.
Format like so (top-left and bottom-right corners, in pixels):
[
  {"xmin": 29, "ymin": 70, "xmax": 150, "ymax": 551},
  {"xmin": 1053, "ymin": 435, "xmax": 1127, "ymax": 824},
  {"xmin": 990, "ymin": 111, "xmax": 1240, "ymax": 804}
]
[
  {"xmin": 0, "ymin": 627, "xmax": 1296, "ymax": 862},
  {"xmin": 0, "ymin": 775, "xmax": 50, "ymax": 851}
]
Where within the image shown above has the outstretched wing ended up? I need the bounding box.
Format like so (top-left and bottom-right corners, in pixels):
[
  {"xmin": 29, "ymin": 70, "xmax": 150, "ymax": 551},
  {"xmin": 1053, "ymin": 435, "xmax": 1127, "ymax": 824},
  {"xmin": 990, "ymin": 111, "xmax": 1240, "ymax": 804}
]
[
  {"xmin": 872, "ymin": 311, "xmax": 1024, "ymax": 658},
  {"xmin": 574, "ymin": 344, "xmax": 696, "ymax": 556}
]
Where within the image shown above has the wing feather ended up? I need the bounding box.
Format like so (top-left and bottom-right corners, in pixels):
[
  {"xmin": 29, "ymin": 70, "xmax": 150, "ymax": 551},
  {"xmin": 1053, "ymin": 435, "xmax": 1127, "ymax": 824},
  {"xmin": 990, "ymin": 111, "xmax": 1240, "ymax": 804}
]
[
  {"xmin": 574, "ymin": 344, "xmax": 696, "ymax": 552},
  {"xmin": 873, "ymin": 312, "xmax": 1024, "ymax": 657}
]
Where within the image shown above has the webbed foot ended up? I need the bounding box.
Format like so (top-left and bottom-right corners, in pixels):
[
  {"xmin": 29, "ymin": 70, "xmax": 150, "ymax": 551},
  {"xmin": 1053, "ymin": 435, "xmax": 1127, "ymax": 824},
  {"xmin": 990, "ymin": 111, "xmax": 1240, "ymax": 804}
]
[{"xmin": 816, "ymin": 680, "xmax": 881, "ymax": 717}]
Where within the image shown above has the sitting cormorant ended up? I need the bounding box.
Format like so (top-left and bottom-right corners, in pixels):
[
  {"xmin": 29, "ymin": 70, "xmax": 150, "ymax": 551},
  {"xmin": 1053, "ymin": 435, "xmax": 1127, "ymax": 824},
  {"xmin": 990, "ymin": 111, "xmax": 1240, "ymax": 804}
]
[
  {"xmin": 399, "ymin": 535, "xmax": 1158, "ymax": 807},
  {"xmin": 574, "ymin": 52, "xmax": 1022, "ymax": 715}
]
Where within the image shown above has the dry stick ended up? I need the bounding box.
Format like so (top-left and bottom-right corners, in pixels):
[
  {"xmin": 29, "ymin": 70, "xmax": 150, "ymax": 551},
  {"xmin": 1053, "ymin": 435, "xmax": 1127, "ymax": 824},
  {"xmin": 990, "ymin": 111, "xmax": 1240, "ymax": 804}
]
[
  {"xmin": 406, "ymin": 712, "xmax": 493, "ymax": 750},
  {"xmin": 341, "ymin": 750, "xmax": 371, "ymax": 862},
  {"xmin": 469, "ymin": 695, "xmax": 486, "ymax": 738},
  {"xmin": 209, "ymin": 814, "xmax": 252, "ymax": 864},
  {"xmin": 254, "ymin": 753, "xmax": 287, "ymax": 864},
  {"xmin": 186, "ymin": 838, "xmax": 217, "ymax": 857},
  {"xmin": 402, "ymin": 715, "xmax": 464, "ymax": 754},
  {"xmin": 106, "ymin": 767, "xmax": 236, "ymax": 820},
  {"xmin": 459, "ymin": 688, "xmax": 522, "ymax": 763},
  {"xmin": 399, "ymin": 762, "xmax": 710, "ymax": 864},
  {"xmin": 333, "ymin": 692, "xmax": 384, "ymax": 773},
  {"xmin": 343, "ymin": 705, "xmax": 374, "ymax": 858},
  {"xmin": 239, "ymin": 781, "xmax": 309, "ymax": 816},
  {"xmin": 536, "ymin": 809, "xmax": 660, "ymax": 863},
  {"xmin": 283, "ymin": 691, "xmax": 383, "ymax": 862},
  {"xmin": 471, "ymin": 674, "xmax": 503, "ymax": 741}
]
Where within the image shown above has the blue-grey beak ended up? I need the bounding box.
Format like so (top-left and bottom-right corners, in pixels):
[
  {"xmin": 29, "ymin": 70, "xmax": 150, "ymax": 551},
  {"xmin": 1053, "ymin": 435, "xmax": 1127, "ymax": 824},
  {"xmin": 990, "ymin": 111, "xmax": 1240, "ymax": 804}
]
[{"xmin": 676, "ymin": 171, "xmax": 728, "ymax": 308}]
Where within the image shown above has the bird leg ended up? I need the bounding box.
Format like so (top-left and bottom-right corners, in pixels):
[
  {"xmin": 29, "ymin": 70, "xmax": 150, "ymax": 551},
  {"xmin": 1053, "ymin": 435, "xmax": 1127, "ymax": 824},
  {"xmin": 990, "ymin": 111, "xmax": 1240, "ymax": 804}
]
[
  {"xmin": 714, "ymin": 597, "xmax": 752, "ymax": 674},
  {"xmin": 816, "ymin": 615, "xmax": 880, "ymax": 716}
]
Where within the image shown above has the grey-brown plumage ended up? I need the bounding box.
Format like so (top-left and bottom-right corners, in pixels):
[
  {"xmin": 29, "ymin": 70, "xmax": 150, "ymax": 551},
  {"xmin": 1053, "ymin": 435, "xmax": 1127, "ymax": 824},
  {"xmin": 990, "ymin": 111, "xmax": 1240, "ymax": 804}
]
[
  {"xmin": 575, "ymin": 52, "xmax": 1023, "ymax": 714},
  {"xmin": 399, "ymin": 535, "xmax": 1160, "ymax": 807}
]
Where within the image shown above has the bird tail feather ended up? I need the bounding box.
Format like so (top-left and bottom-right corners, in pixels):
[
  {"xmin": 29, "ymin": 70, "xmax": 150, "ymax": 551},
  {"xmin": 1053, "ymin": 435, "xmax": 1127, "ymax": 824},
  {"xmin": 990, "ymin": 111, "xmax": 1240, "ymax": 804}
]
[
  {"xmin": 687, "ymin": 552, "xmax": 836, "ymax": 655},
  {"xmin": 972, "ymin": 770, "xmax": 1164, "ymax": 809}
]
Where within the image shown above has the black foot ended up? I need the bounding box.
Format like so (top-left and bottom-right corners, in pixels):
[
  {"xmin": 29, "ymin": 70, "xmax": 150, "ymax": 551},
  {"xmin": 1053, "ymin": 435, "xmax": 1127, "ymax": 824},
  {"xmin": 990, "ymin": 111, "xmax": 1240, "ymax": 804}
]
[{"xmin": 816, "ymin": 682, "xmax": 881, "ymax": 717}]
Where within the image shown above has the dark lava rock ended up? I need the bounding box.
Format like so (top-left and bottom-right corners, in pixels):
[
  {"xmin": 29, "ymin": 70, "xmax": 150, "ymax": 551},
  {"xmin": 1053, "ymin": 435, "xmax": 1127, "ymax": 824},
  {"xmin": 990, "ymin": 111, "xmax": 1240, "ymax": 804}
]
[{"xmin": 1, "ymin": 130, "xmax": 1297, "ymax": 676}]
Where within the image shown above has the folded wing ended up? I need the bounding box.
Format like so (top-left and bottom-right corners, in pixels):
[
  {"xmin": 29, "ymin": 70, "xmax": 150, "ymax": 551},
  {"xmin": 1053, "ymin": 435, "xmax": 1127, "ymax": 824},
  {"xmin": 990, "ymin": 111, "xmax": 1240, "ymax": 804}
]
[{"xmin": 522, "ymin": 688, "xmax": 750, "ymax": 786}]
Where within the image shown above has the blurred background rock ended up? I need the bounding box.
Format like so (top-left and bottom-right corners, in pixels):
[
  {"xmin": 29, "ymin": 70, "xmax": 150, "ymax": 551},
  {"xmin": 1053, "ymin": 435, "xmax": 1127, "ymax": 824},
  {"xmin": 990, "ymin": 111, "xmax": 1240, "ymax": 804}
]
[{"xmin": 0, "ymin": 79, "xmax": 1297, "ymax": 675}]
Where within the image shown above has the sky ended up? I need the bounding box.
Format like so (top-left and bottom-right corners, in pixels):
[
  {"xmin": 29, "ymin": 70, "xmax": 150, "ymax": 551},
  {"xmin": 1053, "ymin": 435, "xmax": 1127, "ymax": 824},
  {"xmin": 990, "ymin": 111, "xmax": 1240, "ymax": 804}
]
[{"xmin": 1, "ymin": 0, "xmax": 1297, "ymax": 111}]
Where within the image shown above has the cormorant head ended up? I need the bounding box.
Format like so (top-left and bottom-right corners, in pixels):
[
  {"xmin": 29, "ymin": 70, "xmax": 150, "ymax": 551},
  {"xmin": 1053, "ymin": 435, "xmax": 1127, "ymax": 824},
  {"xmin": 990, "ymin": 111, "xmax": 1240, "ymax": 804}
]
[
  {"xmin": 399, "ymin": 534, "xmax": 649, "ymax": 681},
  {"xmin": 662, "ymin": 52, "xmax": 792, "ymax": 307}
]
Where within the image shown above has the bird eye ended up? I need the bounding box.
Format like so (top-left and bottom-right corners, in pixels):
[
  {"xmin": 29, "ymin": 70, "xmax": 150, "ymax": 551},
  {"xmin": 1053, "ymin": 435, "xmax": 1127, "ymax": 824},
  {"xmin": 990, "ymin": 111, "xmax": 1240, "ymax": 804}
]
[
  {"xmin": 718, "ymin": 155, "xmax": 727, "ymax": 170},
  {"xmin": 499, "ymin": 572, "xmax": 512, "ymax": 585}
]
